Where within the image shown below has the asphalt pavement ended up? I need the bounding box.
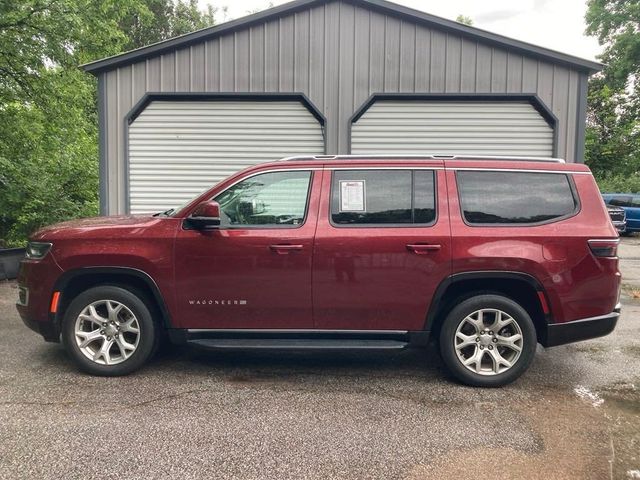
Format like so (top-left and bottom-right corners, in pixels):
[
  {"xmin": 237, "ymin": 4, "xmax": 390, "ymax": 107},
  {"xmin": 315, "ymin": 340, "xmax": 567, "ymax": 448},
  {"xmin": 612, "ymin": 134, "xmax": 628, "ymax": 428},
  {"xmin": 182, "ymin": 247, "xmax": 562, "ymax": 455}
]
[{"xmin": 0, "ymin": 240, "xmax": 639, "ymax": 480}]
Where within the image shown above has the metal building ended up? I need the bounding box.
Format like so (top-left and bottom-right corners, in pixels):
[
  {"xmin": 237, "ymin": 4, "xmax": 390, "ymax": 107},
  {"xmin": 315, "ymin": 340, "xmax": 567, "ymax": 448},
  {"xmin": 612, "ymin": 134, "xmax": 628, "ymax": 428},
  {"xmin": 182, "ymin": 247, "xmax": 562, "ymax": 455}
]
[{"xmin": 83, "ymin": 0, "xmax": 601, "ymax": 215}]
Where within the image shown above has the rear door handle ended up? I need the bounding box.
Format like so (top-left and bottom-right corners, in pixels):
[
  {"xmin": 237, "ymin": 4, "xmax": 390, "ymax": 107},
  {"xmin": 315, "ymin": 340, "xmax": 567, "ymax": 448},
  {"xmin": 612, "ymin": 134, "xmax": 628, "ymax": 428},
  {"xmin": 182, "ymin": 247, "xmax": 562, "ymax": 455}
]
[
  {"xmin": 269, "ymin": 244, "xmax": 304, "ymax": 255},
  {"xmin": 406, "ymin": 244, "xmax": 441, "ymax": 255}
]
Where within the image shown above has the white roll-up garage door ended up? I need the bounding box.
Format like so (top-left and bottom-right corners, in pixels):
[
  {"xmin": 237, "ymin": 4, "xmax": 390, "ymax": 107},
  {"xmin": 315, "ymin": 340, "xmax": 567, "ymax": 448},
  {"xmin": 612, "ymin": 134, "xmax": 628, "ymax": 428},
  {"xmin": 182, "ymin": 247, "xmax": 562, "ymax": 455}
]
[
  {"xmin": 128, "ymin": 100, "xmax": 325, "ymax": 214},
  {"xmin": 351, "ymin": 101, "xmax": 554, "ymax": 157}
]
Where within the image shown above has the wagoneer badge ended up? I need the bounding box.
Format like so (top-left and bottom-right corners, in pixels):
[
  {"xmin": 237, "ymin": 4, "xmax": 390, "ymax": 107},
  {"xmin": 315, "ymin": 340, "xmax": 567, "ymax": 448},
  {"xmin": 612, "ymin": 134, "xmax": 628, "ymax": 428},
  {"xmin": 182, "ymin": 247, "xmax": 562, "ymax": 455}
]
[{"xmin": 188, "ymin": 299, "xmax": 248, "ymax": 306}]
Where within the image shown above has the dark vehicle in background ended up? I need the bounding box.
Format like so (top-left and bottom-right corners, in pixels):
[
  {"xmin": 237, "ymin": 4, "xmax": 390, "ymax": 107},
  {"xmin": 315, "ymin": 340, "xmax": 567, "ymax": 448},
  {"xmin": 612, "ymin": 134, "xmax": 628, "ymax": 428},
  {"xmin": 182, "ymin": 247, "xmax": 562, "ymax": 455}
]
[
  {"xmin": 602, "ymin": 194, "xmax": 640, "ymax": 234},
  {"xmin": 606, "ymin": 205, "xmax": 626, "ymax": 234}
]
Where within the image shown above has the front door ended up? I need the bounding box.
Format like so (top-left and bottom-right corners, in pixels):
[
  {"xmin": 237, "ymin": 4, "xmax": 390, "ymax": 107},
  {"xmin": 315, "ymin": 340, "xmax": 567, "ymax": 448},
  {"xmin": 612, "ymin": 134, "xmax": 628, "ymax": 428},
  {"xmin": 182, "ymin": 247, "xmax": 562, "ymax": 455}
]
[
  {"xmin": 174, "ymin": 169, "xmax": 320, "ymax": 329},
  {"xmin": 313, "ymin": 166, "xmax": 451, "ymax": 331}
]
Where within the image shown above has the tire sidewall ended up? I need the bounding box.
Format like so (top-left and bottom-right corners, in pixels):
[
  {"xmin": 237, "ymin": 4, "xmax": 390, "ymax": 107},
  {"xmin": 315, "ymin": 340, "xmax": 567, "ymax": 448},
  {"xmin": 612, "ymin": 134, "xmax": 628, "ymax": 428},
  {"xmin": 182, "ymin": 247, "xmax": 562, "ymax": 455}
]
[
  {"xmin": 439, "ymin": 294, "xmax": 537, "ymax": 387},
  {"xmin": 61, "ymin": 285, "xmax": 157, "ymax": 376}
]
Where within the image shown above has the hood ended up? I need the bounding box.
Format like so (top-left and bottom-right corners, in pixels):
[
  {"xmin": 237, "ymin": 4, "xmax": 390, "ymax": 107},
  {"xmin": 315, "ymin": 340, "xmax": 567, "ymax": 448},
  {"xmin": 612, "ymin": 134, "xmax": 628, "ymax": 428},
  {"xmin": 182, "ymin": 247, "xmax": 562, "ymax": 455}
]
[{"xmin": 30, "ymin": 215, "xmax": 161, "ymax": 240}]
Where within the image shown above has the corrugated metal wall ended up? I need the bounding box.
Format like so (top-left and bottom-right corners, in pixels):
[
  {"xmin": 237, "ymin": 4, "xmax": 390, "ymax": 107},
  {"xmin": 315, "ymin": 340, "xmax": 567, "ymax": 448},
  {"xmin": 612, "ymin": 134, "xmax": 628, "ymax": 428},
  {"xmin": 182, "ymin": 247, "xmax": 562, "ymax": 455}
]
[
  {"xmin": 351, "ymin": 101, "xmax": 554, "ymax": 156},
  {"xmin": 100, "ymin": 0, "xmax": 587, "ymax": 214},
  {"xmin": 128, "ymin": 100, "xmax": 324, "ymax": 213}
]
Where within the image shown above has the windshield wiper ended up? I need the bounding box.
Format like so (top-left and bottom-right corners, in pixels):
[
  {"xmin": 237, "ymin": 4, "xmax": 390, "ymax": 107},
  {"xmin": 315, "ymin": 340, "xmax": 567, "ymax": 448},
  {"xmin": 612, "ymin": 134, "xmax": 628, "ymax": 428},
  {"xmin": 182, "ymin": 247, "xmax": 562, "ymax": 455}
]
[{"xmin": 153, "ymin": 208, "xmax": 175, "ymax": 217}]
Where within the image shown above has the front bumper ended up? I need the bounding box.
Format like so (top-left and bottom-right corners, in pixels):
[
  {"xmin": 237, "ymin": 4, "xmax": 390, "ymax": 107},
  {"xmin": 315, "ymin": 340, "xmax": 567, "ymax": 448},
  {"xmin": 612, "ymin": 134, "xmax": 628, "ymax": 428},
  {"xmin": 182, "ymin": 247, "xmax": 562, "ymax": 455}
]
[
  {"xmin": 15, "ymin": 254, "xmax": 64, "ymax": 343},
  {"xmin": 18, "ymin": 308, "xmax": 60, "ymax": 342},
  {"xmin": 612, "ymin": 221, "xmax": 626, "ymax": 233},
  {"xmin": 543, "ymin": 304, "xmax": 621, "ymax": 347}
]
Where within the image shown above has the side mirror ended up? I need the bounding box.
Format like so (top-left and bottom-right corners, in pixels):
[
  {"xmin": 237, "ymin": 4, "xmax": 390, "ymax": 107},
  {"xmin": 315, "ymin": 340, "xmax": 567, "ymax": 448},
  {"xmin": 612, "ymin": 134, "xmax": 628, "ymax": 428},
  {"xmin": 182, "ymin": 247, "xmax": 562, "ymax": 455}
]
[{"xmin": 187, "ymin": 201, "xmax": 221, "ymax": 230}]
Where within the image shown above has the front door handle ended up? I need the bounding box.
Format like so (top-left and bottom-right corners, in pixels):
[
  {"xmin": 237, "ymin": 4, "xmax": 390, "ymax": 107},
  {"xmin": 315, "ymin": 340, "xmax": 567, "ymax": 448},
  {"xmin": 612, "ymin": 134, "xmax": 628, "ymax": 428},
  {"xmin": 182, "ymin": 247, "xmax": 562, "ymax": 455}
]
[
  {"xmin": 406, "ymin": 244, "xmax": 441, "ymax": 255},
  {"xmin": 269, "ymin": 244, "xmax": 304, "ymax": 255}
]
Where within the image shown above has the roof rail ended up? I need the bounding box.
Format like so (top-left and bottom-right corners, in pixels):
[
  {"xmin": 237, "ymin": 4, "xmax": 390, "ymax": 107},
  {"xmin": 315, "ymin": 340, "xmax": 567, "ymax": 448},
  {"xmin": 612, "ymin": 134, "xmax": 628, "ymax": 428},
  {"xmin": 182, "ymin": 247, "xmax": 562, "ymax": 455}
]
[
  {"xmin": 450, "ymin": 155, "xmax": 565, "ymax": 163},
  {"xmin": 280, "ymin": 154, "xmax": 565, "ymax": 163}
]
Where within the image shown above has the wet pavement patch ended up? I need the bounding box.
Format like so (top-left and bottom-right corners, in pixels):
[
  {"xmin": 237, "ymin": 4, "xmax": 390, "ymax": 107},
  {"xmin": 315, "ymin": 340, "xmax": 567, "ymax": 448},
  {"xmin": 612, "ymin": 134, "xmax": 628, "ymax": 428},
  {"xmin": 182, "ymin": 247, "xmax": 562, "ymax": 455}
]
[{"xmin": 599, "ymin": 383, "xmax": 640, "ymax": 480}]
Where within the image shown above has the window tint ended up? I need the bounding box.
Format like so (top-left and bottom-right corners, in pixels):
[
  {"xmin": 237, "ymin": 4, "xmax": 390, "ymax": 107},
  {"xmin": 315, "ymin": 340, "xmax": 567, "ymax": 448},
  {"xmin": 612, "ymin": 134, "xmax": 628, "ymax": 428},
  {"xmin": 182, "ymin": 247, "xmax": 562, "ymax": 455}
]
[
  {"xmin": 331, "ymin": 170, "xmax": 436, "ymax": 225},
  {"xmin": 609, "ymin": 196, "xmax": 632, "ymax": 207},
  {"xmin": 631, "ymin": 196, "xmax": 640, "ymax": 207},
  {"xmin": 214, "ymin": 171, "xmax": 311, "ymax": 227},
  {"xmin": 457, "ymin": 171, "xmax": 577, "ymax": 224}
]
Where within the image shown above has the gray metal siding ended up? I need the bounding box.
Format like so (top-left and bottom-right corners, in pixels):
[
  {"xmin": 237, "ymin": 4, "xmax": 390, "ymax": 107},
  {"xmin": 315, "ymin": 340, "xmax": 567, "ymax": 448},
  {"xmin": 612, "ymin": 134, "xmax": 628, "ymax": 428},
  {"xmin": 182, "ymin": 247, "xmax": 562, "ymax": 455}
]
[
  {"xmin": 128, "ymin": 100, "xmax": 325, "ymax": 214},
  {"xmin": 351, "ymin": 101, "xmax": 554, "ymax": 156},
  {"xmin": 101, "ymin": 0, "xmax": 585, "ymax": 214}
]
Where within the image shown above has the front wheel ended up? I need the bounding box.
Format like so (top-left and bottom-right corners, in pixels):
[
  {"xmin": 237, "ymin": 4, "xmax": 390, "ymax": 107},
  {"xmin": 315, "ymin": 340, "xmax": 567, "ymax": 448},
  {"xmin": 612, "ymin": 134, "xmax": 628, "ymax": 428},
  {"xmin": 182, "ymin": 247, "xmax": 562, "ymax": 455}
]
[
  {"xmin": 61, "ymin": 285, "xmax": 158, "ymax": 376},
  {"xmin": 438, "ymin": 294, "xmax": 537, "ymax": 387}
]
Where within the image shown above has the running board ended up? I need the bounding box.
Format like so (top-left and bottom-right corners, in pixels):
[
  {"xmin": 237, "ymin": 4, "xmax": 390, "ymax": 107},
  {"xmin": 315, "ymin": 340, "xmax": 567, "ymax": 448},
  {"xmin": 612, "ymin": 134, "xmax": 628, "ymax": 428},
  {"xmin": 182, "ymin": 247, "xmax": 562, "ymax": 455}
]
[
  {"xmin": 188, "ymin": 338, "xmax": 409, "ymax": 351},
  {"xmin": 167, "ymin": 328, "xmax": 431, "ymax": 349}
]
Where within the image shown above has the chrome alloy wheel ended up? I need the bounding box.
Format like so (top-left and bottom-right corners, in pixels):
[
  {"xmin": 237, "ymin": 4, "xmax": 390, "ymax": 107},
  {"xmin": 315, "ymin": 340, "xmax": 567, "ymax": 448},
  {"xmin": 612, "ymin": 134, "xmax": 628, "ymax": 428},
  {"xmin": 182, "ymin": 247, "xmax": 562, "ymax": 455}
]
[
  {"xmin": 74, "ymin": 300, "xmax": 140, "ymax": 366},
  {"xmin": 454, "ymin": 308, "xmax": 523, "ymax": 376}
]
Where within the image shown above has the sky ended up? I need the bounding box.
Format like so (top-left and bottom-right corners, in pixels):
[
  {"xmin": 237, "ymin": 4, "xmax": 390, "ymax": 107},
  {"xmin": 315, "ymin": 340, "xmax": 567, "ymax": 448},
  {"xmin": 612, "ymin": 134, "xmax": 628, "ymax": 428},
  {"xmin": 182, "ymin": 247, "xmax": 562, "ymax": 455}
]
[{"xmin": 202, "ymin": 0, "xmax": 602, "ymax": 62}]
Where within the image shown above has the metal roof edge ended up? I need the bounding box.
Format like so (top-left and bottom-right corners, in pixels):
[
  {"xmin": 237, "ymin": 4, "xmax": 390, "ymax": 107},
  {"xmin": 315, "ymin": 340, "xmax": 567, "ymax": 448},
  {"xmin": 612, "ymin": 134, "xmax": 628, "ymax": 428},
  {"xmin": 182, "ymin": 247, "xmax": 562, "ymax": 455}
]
[{"xmin": 82, "ymin": 0, "xmax": 602, "ymax": 75}]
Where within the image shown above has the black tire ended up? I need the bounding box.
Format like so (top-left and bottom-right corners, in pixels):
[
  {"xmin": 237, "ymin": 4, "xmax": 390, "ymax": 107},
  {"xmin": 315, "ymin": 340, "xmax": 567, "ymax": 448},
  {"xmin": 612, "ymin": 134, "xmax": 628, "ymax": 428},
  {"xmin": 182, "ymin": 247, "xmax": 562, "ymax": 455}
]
[
  {"xmin": 61, "ymin": 285, "xmax": 158, "ymax": 376},
  {"xmin": 438, "ymin": 294, "xmax": 537, "ymax": 387}
]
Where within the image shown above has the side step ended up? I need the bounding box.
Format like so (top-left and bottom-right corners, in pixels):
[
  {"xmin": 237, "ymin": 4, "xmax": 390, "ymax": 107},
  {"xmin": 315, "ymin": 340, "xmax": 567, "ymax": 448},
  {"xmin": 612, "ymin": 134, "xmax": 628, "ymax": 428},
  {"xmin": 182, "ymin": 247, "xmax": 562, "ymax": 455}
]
[{"xmin": 188, "ymin": 338, "xmax": 409, "ymax": 351}]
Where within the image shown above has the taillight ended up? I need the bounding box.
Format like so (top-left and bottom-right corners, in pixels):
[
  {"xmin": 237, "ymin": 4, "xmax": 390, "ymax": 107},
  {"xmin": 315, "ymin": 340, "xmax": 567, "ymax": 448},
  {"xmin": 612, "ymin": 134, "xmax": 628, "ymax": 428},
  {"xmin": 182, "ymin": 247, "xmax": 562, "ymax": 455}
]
[{"xmin": 588, "ymin": 239, "xmax": 619, "ymax": 258}]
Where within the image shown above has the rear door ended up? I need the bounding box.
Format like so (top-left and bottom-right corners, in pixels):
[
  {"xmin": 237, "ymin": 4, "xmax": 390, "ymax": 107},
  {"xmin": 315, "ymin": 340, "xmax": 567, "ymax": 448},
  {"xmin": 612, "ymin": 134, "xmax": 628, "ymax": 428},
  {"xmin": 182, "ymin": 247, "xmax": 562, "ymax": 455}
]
[{"xmin": 312, "ymin": 164, "xmax": 451, "ymax": 331}]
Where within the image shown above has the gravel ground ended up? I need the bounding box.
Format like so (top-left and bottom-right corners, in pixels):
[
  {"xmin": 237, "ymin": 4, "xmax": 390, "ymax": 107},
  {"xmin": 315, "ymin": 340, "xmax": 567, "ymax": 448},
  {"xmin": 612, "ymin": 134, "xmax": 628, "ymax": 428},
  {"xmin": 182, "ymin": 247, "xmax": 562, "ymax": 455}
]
[{"xmin": 1, "ymin": 240, "xmax": 639, "ymax": 480}]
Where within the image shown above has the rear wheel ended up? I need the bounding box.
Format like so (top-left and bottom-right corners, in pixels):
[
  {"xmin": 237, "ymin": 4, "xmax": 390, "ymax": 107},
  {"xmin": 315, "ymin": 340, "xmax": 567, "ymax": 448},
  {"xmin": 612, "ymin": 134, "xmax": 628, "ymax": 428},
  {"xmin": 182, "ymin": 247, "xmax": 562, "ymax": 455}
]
[
  {"xmin": 438, "ymin": 294, "xmax": 537, "ymax": 387},
  {"xmin": 61, "ymin": 285, "xmax": 158, "ymax": 376}
]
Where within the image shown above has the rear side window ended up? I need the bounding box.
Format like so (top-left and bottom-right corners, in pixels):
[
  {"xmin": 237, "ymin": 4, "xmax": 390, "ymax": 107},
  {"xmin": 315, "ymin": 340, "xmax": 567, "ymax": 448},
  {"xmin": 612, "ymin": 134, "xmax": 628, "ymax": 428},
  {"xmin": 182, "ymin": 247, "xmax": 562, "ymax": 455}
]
[
  {"xmin": 331, "ymin": 170, "xmax": 436, "ymax": 225},
  {"xmin": 457, "ymin": 171, "xmax": 577, "ymax": 225}
]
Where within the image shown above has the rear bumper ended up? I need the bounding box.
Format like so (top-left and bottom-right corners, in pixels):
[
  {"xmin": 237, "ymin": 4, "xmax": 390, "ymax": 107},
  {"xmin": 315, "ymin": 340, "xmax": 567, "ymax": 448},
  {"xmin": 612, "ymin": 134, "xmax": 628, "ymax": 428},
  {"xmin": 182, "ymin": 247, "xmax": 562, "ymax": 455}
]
[{"xmin": 543, "ymin": 304, "xmax": 621, "ymax": 347}]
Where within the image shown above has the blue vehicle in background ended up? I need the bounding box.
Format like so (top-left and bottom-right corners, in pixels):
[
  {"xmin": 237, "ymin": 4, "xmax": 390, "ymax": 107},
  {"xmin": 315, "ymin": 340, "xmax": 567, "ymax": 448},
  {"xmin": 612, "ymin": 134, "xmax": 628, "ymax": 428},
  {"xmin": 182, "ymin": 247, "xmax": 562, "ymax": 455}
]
[{"xmin": 602, "ymin": 193, "xmax": 640, "ymax": 234}]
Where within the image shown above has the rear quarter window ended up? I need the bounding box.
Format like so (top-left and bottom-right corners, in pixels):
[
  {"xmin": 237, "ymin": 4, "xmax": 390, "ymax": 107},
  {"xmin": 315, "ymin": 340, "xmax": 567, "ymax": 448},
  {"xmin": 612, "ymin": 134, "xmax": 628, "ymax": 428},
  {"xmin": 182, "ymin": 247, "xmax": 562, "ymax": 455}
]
[{"xmin": 457, "ymin": 171, "xmax": 578, "ymax": 225}]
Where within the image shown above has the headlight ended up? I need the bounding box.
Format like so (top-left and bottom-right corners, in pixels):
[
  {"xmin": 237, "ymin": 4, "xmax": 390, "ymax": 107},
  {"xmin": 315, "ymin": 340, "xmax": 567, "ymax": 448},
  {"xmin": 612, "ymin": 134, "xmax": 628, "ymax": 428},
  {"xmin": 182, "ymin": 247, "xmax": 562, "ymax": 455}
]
[{"xmin": 25, "ymin": 242, "xmax": 52, "ymax": 260}]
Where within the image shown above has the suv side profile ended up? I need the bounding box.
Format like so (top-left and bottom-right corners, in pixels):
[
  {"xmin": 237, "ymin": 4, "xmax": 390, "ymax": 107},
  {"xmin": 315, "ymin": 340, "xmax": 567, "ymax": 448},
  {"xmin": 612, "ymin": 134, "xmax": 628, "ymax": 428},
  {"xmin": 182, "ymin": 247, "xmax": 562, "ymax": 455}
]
[{"xmin": 16, "ymin": 156, "xmax": 621, "ymax": 387}]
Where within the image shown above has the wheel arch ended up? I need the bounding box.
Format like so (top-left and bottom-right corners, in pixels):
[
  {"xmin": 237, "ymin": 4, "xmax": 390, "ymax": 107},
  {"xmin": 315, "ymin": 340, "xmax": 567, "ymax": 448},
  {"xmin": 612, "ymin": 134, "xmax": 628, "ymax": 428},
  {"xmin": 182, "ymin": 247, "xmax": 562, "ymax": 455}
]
[
  {"xmin": 52, "ymin": 267, "xmax": 173, "ymax": 330},
  {"xmin": 425, "ymin": 271, "xmax": 550, "ymax": 343}
]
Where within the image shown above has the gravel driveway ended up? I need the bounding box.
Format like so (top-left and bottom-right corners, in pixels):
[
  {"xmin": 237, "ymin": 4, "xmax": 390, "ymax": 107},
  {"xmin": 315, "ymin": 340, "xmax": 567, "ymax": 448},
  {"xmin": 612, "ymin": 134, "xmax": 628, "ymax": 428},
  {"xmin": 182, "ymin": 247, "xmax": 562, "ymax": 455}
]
[{"xmin": 1, "ymin": 240, "xmax": 639, "ymax": 480}]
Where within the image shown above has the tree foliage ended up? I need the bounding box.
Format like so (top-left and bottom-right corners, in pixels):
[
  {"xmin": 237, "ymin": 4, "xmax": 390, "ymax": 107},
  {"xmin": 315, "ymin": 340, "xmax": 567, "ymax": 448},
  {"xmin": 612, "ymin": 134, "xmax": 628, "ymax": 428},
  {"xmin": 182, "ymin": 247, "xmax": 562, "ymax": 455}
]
[
  {"xmin": 119, "ymin": 0, "xmax": 223, "ymax": 51},
  {"xmin": 585, "ymin": 0, "xmax": 640, "ymax": 189},
  {"xmin": 0, "ymin": 0, "xmax": 217, "ymax": 247},
  {"xmin": 455, "ymin": 15, "xmax": 473, "ymax": 26}
]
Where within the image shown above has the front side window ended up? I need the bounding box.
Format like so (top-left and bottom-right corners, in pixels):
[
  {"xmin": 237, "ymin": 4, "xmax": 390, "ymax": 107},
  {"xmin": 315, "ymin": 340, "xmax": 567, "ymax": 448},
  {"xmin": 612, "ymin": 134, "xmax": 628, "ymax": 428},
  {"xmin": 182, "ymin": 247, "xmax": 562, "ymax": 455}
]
[
  {"xmin": 330, "ymin": 170, "xmax": 436, "ymax": 225},
  {"xmin": 457, "ymin": 171, "xmax": 577, "ymax": 225},
  {"xmin": 214, "ymin": 171, "xmax": 311, "ymax": 227}
]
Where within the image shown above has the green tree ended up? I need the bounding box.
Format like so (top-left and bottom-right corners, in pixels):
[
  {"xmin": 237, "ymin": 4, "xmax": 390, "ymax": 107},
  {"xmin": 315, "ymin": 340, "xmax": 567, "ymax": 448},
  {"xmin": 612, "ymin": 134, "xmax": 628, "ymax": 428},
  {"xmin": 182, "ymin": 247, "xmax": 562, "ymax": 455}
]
[
  {"xmin": 0, "ymin": 0, "xmax": 140, "ymax": 247},
  {"xmin": 0, "ymin": 1, "xmax": 219, "ymax": 247},
  {"xmin": 455, "ymin": 15, "xmax": 473, "ymax": 26},
  {"xmin": 585, "ymin": 0, "xmax": 640, "ymax": 190},
  {"xmin": 120, "ymin": 0, "xmax": 220, "ymax": 51}
]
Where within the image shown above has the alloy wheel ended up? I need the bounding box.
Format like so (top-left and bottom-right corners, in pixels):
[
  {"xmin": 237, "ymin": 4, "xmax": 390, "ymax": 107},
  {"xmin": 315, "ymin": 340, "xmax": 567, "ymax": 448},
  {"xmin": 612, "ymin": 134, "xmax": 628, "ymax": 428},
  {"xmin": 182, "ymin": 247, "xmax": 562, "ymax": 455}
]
[
  {"xmin": 454, "ymin": 308, "xmax": 524, "ymax": 376},
  {"xmin": 74, "ymin": 300, "xmax": 141, "ymax": 365}
]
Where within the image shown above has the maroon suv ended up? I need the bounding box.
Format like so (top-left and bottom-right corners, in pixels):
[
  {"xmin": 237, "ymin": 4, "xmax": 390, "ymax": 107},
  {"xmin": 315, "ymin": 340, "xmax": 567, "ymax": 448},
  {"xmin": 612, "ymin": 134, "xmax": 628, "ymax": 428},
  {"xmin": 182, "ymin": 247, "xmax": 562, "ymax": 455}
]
[{"xmin": 16, "ymin": 155, "xmax": 621, "ymax": 387}]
